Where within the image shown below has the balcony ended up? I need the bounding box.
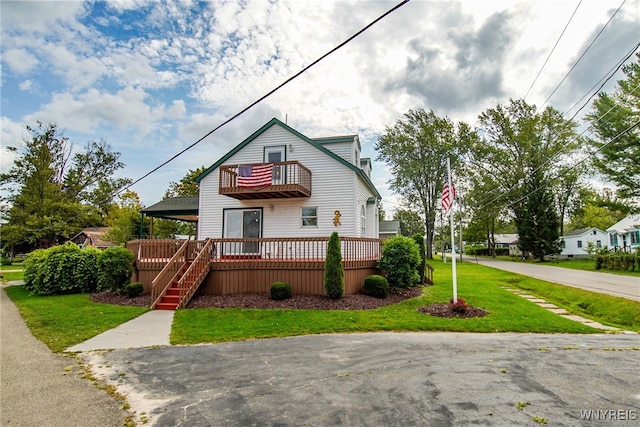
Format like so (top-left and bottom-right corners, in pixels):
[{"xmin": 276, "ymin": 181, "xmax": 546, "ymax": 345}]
[{"xmin": 219, "ymin": 161, "xmax": 312, "ymax": 200}]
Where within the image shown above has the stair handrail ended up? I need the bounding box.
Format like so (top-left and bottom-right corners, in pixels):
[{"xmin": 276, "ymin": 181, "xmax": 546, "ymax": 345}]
[
  {"xmin": 150, "ymin": 240, "xmax": 190, "ymax": 309},
  {"xmin": 176, "ymin": 239, "xmax": 214, "ymax": 309}
]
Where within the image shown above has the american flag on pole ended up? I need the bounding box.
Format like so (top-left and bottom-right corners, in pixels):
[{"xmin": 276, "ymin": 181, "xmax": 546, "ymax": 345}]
[
  {"xmin": 441, "ymin": 180, "xmax": 456, "ymax": 216},
  {"xmin": 238, "ymin": 163, "xmax": 274, "ymax": 188}
]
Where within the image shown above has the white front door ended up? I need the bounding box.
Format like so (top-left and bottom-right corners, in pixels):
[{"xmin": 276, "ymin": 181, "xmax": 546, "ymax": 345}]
[{"xmin": 264, "ymin": 145, "xmax": 286, "ymax": 185}]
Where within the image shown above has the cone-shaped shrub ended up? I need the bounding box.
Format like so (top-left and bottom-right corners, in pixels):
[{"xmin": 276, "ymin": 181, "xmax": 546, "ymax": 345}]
[{"xmin": 324, "ymin": 232, "xmax": 344, "ymax": 299}]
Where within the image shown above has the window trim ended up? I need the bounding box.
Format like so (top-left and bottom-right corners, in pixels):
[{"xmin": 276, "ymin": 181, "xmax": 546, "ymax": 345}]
[{"xmin": 301, "ymin": 207, "xmax": 318, "ymax": 227}]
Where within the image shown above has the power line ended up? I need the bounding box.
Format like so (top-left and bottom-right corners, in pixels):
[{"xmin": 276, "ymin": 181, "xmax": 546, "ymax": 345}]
[
  {"xmin": 523, "ymin": 0, "xmax": 583, "ymax": 101},
  {"xmin": 538, "ymin": 0, "xmax": 627, "ymax": 110},
  {"xmin": 112, "ymin": 0, "xmax": 411, "ymax": 198}
]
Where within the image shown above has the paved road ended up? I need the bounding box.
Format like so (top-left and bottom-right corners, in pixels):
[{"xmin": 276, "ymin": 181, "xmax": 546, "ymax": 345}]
[
  {"xmin": 464, "ymin": 257, "xmax": 640, "ymax": 301},
  {"xmin": 1, "ymin": 285, "xmax": 125, "ymax": 426},
  {"xmin": 85, "ymin": 332, "xmax": 640, "ymax": 426}
]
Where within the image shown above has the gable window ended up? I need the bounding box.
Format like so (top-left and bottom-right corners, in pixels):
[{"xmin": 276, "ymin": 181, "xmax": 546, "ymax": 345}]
[
  {"xmin": 596, "ymin": 240, "xmax": 602, "ymax": 247},
  {"xmin": 577, "ymin": 240, "xmax": 582, "ymax": 248},
  {"xmin": 301, "ymin": 207, "xmax": 317, "ymax": 227}
]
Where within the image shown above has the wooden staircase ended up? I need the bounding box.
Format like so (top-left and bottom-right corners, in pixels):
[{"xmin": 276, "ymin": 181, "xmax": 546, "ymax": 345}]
[
  {"xmin": 155, "ymin": 262, "xmax": 191, "ymax": 310},
  {"xmin": 151, "ymin": 239, "xmax": 214, "ymax": 310}
]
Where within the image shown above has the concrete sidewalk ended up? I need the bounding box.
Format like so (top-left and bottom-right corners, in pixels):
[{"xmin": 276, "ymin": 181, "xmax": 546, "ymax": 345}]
[{"xmin": 66, "ymin": 310, "xmax": 175, "ymax": 352}]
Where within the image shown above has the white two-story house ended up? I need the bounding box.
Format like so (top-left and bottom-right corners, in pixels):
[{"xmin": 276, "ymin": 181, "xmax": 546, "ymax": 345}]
[{"xmin": 194, "ymin": 118, "xmax": 381, "ymax": 245}]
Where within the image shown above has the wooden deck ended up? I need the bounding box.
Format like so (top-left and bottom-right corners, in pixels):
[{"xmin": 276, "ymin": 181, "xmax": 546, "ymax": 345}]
[{"xmin": 126, "ymin": 237, "xmax": 383, "ymax": 296}]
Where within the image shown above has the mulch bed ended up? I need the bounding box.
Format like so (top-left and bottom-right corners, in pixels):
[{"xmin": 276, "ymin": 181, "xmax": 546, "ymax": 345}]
[
  {"xmin": 418, "ymin": 303, "xmax": 489, "ymax": 319},
  {"xmin": 90, "ymin": 286, "xmax": 424, "ymax": 310}
]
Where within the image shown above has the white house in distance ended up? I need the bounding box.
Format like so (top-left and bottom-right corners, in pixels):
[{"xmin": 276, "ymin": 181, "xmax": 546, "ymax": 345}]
[
  {"xmin": 194, "ymin": 118, "xmax": 381, "ymax": 243},
  {"xmin": 607, "ymin": 214, "xmax": 640, "ymax": 253},
  {"xmin": 559, "ymin": 227, "xmax": 609, "ymax": 258}
]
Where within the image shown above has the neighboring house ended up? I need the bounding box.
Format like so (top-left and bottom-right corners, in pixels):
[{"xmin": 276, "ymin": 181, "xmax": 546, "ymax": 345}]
[
  {"xmin": 493, "ymin": 234, "xmax": 518, "ymax": 249},
  {"xmin": 559, "ymin": 227, "xmax": 608, "ymax": 258},
  {"xmin": 69, "ymin": 227, "xmax": 116, "ymax": 249},
  {"xmin": 379, "ymin": 220, "xmax": 400, "ymax": 240},
  {"xmin": 607, "ymin": 214, "xmax": 640, "ymax": 253},
  {"xmin": 194, "ymin": 118, "xmax": 381, "ymax": 243}
]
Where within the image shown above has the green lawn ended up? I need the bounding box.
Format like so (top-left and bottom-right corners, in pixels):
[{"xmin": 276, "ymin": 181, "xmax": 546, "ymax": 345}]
[
  {"xmin": 4, "ymin": 285, "xmax": 148, "ymax": 352},
  {"xmin": 170, "ymin": 262, "xmax": 601, "ymax": 345},
  {"xmin": 5, "ymin": 260, "xmax": 638, "ymax": 352},
  {"xmin": 0, "ymin": 264, "xmax": 24, "ymax": 282}
]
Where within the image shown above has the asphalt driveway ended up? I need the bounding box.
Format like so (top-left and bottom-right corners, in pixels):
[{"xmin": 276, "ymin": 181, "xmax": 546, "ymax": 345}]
[
  {"xmin": 463, "ymin": 256, "xmax": 640, "ymax": 301},
  {"xmin": 84, "ymin": 332, "xmax": 640, "ymax": 426}
]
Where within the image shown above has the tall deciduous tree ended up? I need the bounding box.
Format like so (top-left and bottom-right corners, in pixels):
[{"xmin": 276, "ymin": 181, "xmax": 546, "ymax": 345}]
[
  {"xmin": 0, "ymin": 122, "xmax": 128, "ymax": 250},
  {"xmin": 471, "ymin": 99, "xmax": 581, "ymax": 258},
  {"xmin": 393, "ymin": 209, "xmax": 423, "ymax": 237},
  {"xmin": 104, "ymin": 190, "xmax": 148, "ymax": 244},
  {"xmin": 376, "ymin": 109, "xmax": 475, "ymax": 259},
  {"xmin": 586, "ymin": 54, "xmax": 640, "ymax": 200}
]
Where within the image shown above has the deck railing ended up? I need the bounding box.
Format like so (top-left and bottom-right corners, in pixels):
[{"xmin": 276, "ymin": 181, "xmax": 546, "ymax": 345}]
[
  {"xmin": 219, "ymin": 161, "xmax": 312, "ymax": 198},
  {"xmin": 175, "ymin": 239, "xmax": 214, "ymax": 308},
  {"xmin": 131, "ymin": 237, "xmax": 383, "ymax": 266},
  {"xmin": 149, "ymin": 240, "xmax": 189, "ymax": 308}
]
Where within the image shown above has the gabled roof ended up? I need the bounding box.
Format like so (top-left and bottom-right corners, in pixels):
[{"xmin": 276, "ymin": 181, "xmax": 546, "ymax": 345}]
[
  {"xmin": 606, "ymin": 214, "xmax": 640, "ymax": 233},
  {"xmin": 70, "ymin": 227, "xmax": 116, "ymax": 248},
  {"xmin": 563, "ymin": 227, "xmax": 606, "ymax": 238},
  {"xmin": 141, "ymin": 196, "xmax": 199, "ymax": 222},
  {"xmin": 494, "ymin": 233, "xmax": 518, "ymax": 244},
  {"xmin": 194, "ymin": 118, "xmax": 380, "ymax": 198},
  {"xmin": 379, "ymin": 220, "xmax": 400, "ymax": 234}
]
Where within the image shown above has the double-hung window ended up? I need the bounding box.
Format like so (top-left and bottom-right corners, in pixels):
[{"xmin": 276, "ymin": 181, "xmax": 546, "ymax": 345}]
[{"xmin": 302, "ymin": 207, "xmax": 317, "ymax": 227}]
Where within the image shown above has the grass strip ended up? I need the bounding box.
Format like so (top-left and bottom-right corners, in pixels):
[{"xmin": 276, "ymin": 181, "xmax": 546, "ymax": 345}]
[
  {"xmin": 171, "ymin": 262, "xmax": 596, "ymax": 345},
  {"xmin": 502, "ymin": 275, "xmax": 640, "ymax": 332},
  {"xmin": 4, "ymin": 285, "xmax": 148, "ymax": 352}
]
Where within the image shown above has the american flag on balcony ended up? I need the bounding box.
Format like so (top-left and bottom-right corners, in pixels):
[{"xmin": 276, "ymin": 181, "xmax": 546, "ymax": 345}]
[{"xmin": 238, "ymin": 163, "xmax": 274, "ymax": 188}]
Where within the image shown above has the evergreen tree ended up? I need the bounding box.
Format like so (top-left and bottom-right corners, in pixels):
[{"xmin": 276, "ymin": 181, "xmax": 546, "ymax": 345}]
[
  {"xmin": 516, "ymin": 170, "xmax": 562, "ymax": 261},
  {"xmin": 324, "ymin": 232, "xmax": 344, "ymax": 299}
]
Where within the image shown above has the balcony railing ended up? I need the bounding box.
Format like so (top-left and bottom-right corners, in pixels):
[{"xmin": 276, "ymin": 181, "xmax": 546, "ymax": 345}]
[{"xmin": 219, "ymin": 161, "xmax": 311, "ymax": 199}]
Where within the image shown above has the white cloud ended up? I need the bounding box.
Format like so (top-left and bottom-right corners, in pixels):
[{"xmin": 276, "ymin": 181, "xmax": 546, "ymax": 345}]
[
  {"xmin": 23, "ymin": 86, "xmax": 184, "ymax": 136},
  {"xmin": 0, "ymin": 0, "xmax": 86, "ymax": 33},
  {"xmin": 2, "ymin": 48, "xmax": 39, "ymax": 73},
  {"xmin": 18, "ymin": 79, "xmax": 33, "ymax": 91}
]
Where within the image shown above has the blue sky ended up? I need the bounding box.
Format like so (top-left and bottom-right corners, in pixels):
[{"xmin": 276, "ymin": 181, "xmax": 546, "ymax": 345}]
[{"xmin": 1, "ymin": 0, "xmax": 638, "ymax": 213}]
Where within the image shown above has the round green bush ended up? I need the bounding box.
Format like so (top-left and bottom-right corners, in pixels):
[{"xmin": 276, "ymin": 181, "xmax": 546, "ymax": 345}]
[
  {"xmin": 23, "ymin": 244, "xmax": 100, "ymax": 295},
  {"xmin": 125, "ymin": 282, "xmax": 144, "ymax": 298},
  {"xmin": 97, "ymin": 246, "xmax": 135, "ymax": 292},
  {"xmin": 362, "ymin": 275, "xmax": 389, "ymax": 299},
  {"xmin": 377, "ymin": 235, "xmax": 421, "ymax": 288},
  {"xmin": 270, "ymin": 282, "xmax": 292, "ymax": 300}
]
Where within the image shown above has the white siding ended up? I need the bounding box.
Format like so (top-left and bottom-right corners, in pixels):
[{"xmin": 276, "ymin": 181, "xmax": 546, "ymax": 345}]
[
  {"xmin": 198, "ymin": 124, "xmax": 366, "ymax": 239},
  {"xmin": 560, "ymin": 229, "xmax": 608, "ymax": 257},
  {"xmin": 317, "ymin": 141, "xmax": 353, "ymax": 165}
]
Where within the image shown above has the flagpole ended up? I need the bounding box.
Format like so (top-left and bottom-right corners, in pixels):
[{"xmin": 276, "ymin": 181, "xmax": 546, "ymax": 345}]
[{"xmin": 447, "ymin": 158, "xmax": 458, "ymax": 303}]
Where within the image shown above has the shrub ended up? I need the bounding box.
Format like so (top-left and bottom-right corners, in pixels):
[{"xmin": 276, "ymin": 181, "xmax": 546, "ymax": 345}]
[
  {"xmin": 362, "ymin": 275, "xmax": 389, "ymax": 299},
  {"xmin": 23, "ymin": 249, "xmax": 48, "ymax": 293},
  {"xmin": 125, "ymin": 282, "xmax": 144, "ymax": 298},
  {"xmin": 23, "ymin": 244, "xmax": 100, "ymax": 295},
  {"xmin": 270, "ymin": 282, "xmax": 292, "ymax": 300},
  {"xmin": 450, "ymin": 297, "xmax": 469, "ymax": 314},
  {"xmin": 97, "ymin": 246, "xmax": 135, "ymax": 292},
  {"xmin": 412, "ymin": 233, "xmax": 426, "ymax": 283},
  {"xmin": 324, "ymin": 232, "xmax": 344, "ymax": 299},
  {"xmin": 377, "ymin": 235, "xmax": 421, "ymax": 288}
]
